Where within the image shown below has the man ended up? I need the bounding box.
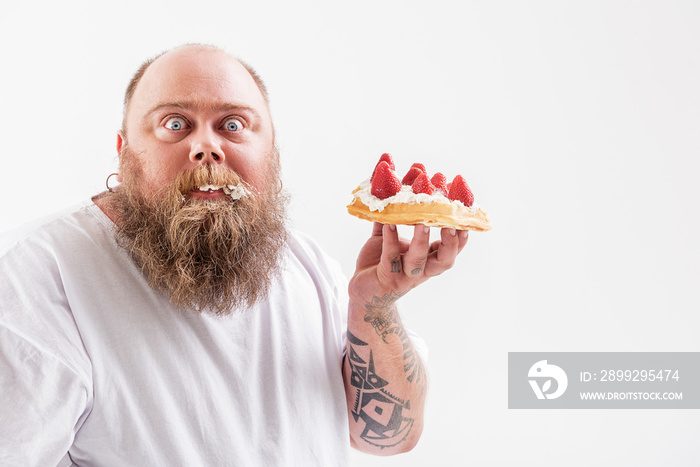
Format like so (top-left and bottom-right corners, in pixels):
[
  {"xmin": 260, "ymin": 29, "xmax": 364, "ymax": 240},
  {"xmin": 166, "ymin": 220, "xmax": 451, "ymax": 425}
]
[{"xmin": 0, "ymin": 44, "xmax": 468, "ymax": 465}]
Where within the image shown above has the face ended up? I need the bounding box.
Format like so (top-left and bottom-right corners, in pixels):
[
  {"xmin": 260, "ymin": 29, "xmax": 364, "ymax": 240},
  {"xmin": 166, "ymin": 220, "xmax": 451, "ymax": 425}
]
[
  {"xmin": 119, "ymin": 46, "xmax": 276, "ymax": 200},
  {"xmin": 104, "ymin": 47, "xmax": 287, "ymax": 314}
]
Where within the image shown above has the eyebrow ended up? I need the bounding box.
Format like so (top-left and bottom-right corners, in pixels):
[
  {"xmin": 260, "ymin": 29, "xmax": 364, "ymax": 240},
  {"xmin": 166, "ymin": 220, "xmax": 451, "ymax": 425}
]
[{"xmin": 144, "ymin": 99, "xmax": 262, "ymax": 121}]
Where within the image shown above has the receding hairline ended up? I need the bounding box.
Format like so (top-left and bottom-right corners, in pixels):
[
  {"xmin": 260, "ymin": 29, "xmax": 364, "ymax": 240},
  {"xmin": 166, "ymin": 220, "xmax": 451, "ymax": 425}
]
[{"xmin": 121, "ymin": 44, "xmax": 270, "ymax": 135}]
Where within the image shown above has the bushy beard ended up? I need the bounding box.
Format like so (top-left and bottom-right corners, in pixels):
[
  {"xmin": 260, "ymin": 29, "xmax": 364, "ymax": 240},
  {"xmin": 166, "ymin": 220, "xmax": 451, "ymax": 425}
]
[{"xmin": 106, "ymin": 150, "xmax": 288, "ymax": 315}]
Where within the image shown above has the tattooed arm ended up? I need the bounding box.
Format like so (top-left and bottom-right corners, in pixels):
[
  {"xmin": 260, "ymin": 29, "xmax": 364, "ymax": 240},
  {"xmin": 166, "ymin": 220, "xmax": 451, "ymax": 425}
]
[{"xmin": 343, "ymin": 222, "xmax": 469, "ymax": 455}]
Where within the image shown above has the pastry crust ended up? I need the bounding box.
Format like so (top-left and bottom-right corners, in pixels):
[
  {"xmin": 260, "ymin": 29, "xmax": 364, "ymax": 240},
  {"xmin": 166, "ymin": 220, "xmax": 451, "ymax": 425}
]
[{"xmin": 347, "ymin": 191, "xmax": 492, "ymax": 231}]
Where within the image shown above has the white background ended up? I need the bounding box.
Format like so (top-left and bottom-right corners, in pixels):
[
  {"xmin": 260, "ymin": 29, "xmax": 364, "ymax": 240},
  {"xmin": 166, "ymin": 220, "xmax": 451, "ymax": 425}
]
[{"xmin": 2, "ymin": 1, "xmax": 699, "ymax": 465}]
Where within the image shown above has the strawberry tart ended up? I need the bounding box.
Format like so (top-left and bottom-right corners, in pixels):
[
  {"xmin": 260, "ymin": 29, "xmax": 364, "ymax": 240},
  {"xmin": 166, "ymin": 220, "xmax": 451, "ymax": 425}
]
[{"xmin": 347, "ymin": 153, "xmax": 492, "ymax": 231}]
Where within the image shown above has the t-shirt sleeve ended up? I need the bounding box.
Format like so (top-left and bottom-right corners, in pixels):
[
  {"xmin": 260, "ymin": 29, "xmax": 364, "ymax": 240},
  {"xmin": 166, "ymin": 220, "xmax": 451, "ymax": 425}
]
[
  {"xmin": 0, "ymin": 326, "xmax": 90, "ymax": 465},
  {"xmin": 0, "ymin": 225, "xmax": 92, "ymax": 465}
]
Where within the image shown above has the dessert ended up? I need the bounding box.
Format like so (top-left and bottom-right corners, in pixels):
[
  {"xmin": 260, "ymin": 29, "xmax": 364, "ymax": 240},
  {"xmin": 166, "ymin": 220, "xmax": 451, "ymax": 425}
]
[{"xmin": 347, "ymin": 153, "xmax": 492, "ymax": 231}]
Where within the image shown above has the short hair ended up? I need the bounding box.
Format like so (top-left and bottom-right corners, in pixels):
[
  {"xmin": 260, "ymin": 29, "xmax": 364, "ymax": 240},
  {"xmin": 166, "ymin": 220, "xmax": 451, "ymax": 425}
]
[{"xmin": 121, "ymin": 44, "xmax": 271, "ymax": 136}]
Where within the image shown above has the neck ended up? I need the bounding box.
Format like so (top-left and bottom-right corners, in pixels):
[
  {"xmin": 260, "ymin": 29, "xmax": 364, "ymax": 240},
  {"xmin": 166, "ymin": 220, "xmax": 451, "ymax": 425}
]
[{"xmin": 92, "ymin": 191, "xmax": 121, "ymax": 225}]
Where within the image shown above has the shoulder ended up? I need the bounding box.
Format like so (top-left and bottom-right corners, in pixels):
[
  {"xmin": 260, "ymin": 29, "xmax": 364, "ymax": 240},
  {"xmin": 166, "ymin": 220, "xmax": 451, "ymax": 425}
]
[
  {"xmin": 286, "ymin": 230, "xmax": 331, "ymax": 262},
  {"xmin": 1, "ymin": 206, "xmax": 76, "ymax": 252},
  {"xmin": 286, "ymin": 230, "xmax": 346, "ymax": 280},
  {"xmin": 0, "ymin": 200, "xmax": 113, "ymax": 258},
  {"xmin": 282, "ymin": 230, "xmax": 350, "ymax": 307}
]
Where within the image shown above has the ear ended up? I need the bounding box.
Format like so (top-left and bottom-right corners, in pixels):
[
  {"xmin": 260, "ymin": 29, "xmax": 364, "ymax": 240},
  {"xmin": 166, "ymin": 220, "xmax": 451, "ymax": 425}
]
[
  {"xmin": 116, "ymin": 130, "xmax": 125, "ymax": 153},
  {"xmin": 116, "ymin": 131, "xmax": 125, "ymax": 182}
]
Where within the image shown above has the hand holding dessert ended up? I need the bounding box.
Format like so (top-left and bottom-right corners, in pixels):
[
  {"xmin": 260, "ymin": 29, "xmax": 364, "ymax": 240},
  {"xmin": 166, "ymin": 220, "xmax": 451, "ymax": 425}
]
[{"xmin": 344, "ymin": 153, "xmax": 483, "ymax": 454}]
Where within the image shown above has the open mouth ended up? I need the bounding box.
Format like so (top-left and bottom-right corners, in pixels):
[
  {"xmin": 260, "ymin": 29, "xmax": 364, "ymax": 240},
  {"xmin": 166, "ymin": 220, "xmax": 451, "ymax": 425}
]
[{"xmin": 193, "ymin": 184, "xmax": 250, "ymax": 200}]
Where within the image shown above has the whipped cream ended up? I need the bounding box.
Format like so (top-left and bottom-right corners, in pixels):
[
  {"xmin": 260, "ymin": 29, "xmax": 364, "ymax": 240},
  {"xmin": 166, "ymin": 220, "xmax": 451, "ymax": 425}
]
[
  {"xmin": 196, "ymin": 184, "xmax": 250, "ymax": 200},
  {"xmin": 353, "ymin": 179, "xmax": 476, "ymax": 212}
]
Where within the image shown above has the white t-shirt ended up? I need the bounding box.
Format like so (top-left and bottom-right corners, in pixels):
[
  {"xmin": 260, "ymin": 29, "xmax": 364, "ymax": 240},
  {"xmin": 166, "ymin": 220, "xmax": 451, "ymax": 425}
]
[{"xmin": 0, "ymin": 201, "xmax": 351, "ymax": 466}]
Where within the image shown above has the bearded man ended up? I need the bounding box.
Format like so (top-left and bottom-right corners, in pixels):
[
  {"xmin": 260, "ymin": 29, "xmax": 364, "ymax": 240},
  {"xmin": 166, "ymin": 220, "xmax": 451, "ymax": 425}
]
[{"xmin": 0, "ymin": 44, "xmax": 468, "ymax": 465}]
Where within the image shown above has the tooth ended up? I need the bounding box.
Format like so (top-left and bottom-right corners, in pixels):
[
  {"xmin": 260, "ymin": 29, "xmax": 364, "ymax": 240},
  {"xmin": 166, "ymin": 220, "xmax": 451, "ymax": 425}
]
[{"xmin": 197, "ymin": 184, "xmax": 223, "ymax": 192}]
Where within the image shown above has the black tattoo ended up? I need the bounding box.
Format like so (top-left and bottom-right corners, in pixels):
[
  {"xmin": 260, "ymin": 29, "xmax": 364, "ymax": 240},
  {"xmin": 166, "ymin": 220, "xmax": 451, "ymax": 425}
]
[
  {"xmin": 362, "ymin": 292, "xmax": 426, "ymax": 385},
  {"xmin": 390, "ymin": 260, "xmax": 401, "ymax": 273},
  {"xmin": 363, "ymin": 292, "xmax": 404, "ymax": 343},
  {"xmin": 399, "ymin": 326, "xmax": 425, "ymax": 385},
  {"xmin": 410, "ymin": 267, "xmax": 423, "ymax": 276},
  {"xmin": 347, "ymin": 331, "xmax": 415, "ymax": 449}
]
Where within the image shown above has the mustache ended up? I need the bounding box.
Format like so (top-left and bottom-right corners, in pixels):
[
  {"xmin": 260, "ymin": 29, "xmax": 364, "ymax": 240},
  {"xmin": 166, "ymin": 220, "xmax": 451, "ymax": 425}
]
[{"xmin": 171, "ymin": 165, "xmax": 250, "ymax": 195}]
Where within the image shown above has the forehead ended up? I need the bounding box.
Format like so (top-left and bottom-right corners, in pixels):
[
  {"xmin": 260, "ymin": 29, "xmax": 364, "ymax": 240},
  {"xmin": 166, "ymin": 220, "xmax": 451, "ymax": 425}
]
[{"xmin": 128, "ymin": 48, "xmax": 269, "ymax": 122}]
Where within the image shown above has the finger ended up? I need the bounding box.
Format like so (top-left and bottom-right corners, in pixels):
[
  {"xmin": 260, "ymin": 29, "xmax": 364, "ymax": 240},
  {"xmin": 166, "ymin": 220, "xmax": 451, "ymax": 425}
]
[
  {"xmin": 424, "ymin": 227, "xmax": 461, "ymax": 276},
  {"xmin": 372, "ymin": 222, "xmax": 384, "ymax": 237},
  {"xmin": 381, "ymin": 224, "xmax": 403, "ymax": 275},
  {"xmin": 427, "ymin": 229, "xmax": 468, "ymax": 254},
  {"xmin": 402, "ymin": 224, "xmax": 431, "ymax": 277},
  {"xmin": 457, "ymin": 229, "xmax": 469, "ymax": 252}
]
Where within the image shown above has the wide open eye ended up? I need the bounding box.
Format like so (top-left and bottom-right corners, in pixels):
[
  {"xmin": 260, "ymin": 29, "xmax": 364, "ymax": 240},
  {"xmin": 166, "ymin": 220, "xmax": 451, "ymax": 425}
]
[
  {"xmin": 164, "ymin": 116, "xmax": 188, "ymax": 131},
  {"xmin": 223, "ymin": 117, "xmax": 244, "ymax": 132}
]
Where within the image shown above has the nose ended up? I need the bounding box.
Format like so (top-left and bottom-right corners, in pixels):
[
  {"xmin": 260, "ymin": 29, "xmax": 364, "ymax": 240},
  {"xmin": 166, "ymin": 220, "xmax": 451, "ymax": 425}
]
[{"xmin": 189, "ymin": 128, "xmax": 225, "ymax": 165}]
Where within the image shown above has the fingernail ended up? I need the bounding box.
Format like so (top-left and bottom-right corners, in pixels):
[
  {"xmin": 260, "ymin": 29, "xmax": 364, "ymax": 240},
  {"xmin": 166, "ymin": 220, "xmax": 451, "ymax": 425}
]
[
  {"xmin": 449, "ymin": 228, "xmax": 456, "ymax": 236},
  {"xmin": 460, "ymin": 230, "xmax": 469, "ymax": 239},
  {"xmin": 390, "ymin": 224, "xmax": 397, "ymax": 231},
  {"xmin": 424, "ymin": 226, "xmax": 430, "ymax": 234}
]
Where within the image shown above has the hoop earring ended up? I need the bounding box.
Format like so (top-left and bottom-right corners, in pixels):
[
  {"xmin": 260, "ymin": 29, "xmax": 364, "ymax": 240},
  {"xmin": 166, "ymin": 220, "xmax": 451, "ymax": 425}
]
[{"xmin": 106, "ymin": 173, "xmax": 120, "ymax": 193}]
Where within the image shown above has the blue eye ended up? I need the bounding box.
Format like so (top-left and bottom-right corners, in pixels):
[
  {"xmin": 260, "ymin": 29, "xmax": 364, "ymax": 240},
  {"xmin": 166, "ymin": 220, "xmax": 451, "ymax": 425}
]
[
  {"xmin": 224, "ymin": 118, "xmax": 243, "ymax": 132},
  {"xmin": 165, "ymin": 117, "xmax": 187, "ymax": 131}
]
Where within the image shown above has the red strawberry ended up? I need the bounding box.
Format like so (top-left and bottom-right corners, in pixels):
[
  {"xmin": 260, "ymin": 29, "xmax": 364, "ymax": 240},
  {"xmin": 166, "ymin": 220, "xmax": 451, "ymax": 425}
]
[
  {"xmin": 379, "ymin": 153, "xmax": 395, "ymax": 169},
  {"xmin": 410, "ymin": 162, "xmax": 426, "ymax": 174},
  {"xmin": 431, "ymin": 172, "xmax": 448, "ymax": 194},
  {"xmin": 371, "ymin": 161, "xmax": 401, "ymax": 199},
  {"xmin": 448, "ymin": 174, "xmax": 474, "ymax": 207},
  {"xmin": 370, "ymin": 153, "xmax": 396, "ymax": 181},
  {"xmin": 402, "ymin": 166, "xmax": 424, "ymax": 185},
  {"xmin": 411, "ymin": 172, "xmax": 435, "ymax": 195}
]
